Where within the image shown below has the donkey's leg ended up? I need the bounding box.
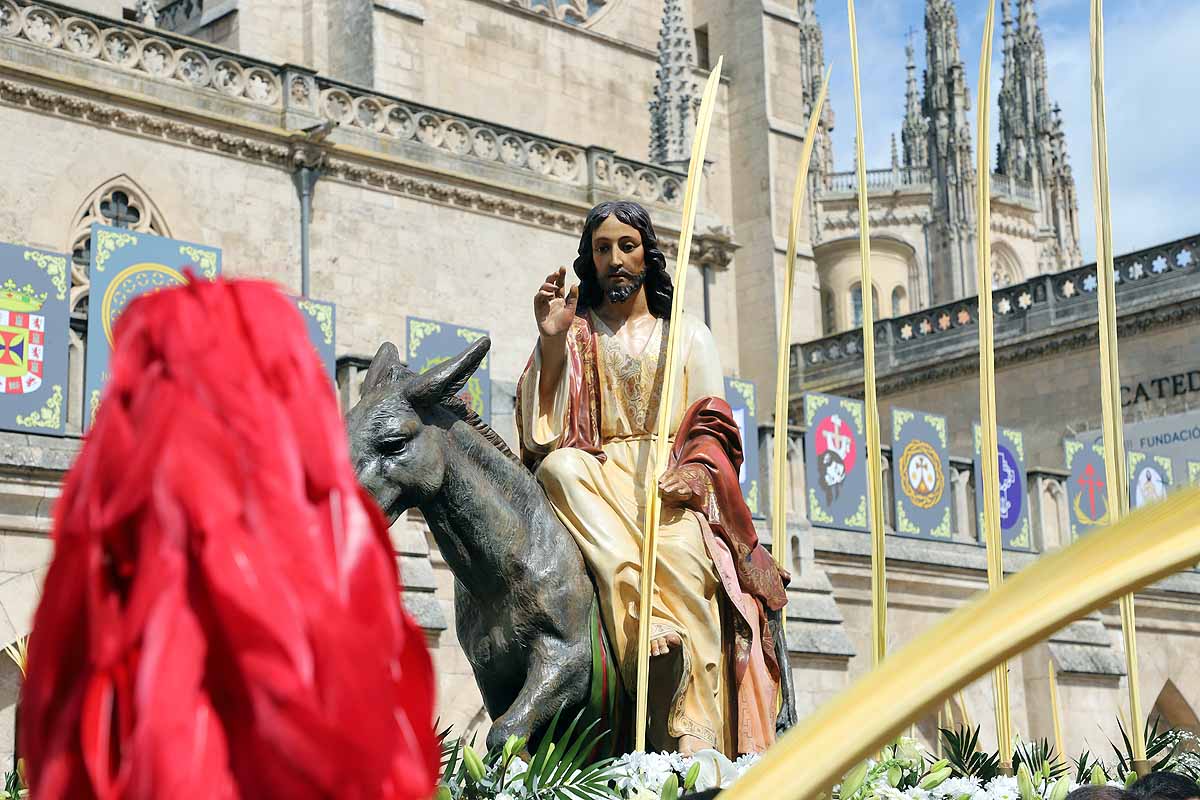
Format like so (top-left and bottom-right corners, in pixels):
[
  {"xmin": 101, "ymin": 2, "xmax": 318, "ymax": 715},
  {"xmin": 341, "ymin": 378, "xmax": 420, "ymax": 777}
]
[
  {"xmin": 769, "ymin": 606, "xmax": 799, "ymax": 733},
  {"xmin": 486, "ymin": 635, "xmax": 591, "ymax": 751}
]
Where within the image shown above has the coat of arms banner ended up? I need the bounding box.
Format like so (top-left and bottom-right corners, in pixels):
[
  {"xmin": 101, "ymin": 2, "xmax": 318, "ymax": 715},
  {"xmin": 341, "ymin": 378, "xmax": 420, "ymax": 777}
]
[
  {"xmin": 891, "ymin": 408, "xmax": 952, "ymax": 540},
  {"xmin": 1064, "ymin": 438, "xmax": 1109, "ymax": 540},
  {"xmin": 291, "ymin": 296, "xmax": 336, "ymax": 383},
  {"xmin": 407, "ymin": 316, "xmax": 491, "ymax": 424},
  {"xmin": 84, "ymin": 224, "xmax": 221, "ymax": 431},
  {"xmin": 1127, "ymin": 450, "xmax": 1172, "ymax": 509},
  {"xmin": 0, "ymin": 242, "xmax": 69, "ymax": 436},
  {"xmin": 724, "ymin": 376, "xmax": 761, "ymax": 518},
  {"xmin": 804, "ymin": 392, "xmax": 869, "ymax": 532},
  {"xmin": 973, "ymin": 424, "xmax": 1032, "ymax": 551}
]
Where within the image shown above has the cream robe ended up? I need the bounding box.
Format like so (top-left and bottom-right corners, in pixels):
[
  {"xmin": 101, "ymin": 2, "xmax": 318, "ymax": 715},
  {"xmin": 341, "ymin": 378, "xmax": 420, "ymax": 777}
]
[{"xmin": 519, "ymin": 311, "xmax": 730, "ymax": 752}]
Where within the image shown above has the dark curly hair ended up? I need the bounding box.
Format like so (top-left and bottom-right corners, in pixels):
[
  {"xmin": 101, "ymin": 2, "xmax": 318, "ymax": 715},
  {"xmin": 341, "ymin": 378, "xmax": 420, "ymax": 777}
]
[
  {"xmin": 572, "ymin": 200, "xmax": 674, "ymax": 318},
  {"xmin": 1130, "ymin": 773, "xmax": 1200, "ymax": 800}
]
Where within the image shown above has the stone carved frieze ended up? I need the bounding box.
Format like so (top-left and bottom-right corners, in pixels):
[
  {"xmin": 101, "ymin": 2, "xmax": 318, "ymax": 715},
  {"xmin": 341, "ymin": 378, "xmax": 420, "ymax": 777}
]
[
  {"xmin": 0, "ymin": 78, "xmax": 291, "ymax": 161},
  {"xmin": 503, "ymin": 0, "xmax": 610, "ymax": 26},
  {"xmin": 0, "ymin": 0, "xmax": 283, "ymax": 108}
]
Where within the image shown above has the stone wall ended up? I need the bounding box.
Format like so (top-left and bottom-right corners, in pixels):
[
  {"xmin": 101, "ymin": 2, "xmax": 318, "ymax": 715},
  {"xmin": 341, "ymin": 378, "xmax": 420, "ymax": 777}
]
[{"xmin": 370, "ymin": 0, "xmax": 686, "ymax": 168}]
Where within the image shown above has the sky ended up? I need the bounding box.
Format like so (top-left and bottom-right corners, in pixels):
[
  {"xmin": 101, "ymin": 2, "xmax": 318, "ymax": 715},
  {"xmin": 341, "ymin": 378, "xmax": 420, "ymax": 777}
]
[{"xmin": 814, "ymin": 0, "xmax": 1199, "ymax": 262}]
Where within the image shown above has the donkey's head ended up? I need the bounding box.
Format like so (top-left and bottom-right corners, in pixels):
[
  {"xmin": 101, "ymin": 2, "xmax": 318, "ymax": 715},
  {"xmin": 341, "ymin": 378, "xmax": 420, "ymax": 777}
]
[{"xmin": 347, "ymin": 336, "xmax": 491, "ymax": 522}]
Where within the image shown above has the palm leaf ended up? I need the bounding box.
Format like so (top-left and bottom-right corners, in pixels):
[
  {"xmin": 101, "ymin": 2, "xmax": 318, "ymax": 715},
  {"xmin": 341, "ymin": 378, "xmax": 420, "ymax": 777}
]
[
  {"xmin": 940, "ymin": 725, "xmax": 1001, "ymax": 781},
  {"xmin": 1110, "ymin": 715, "xmax": 1182, "ymax": 776},
  {"xmin": 1073, "ymin": 750, "xmax": 1108, "ymax": 783},
  {"xmin": 1014, "ymin": 737, "xmax": 1069, "ymax": 782},
  {"xmin": 2, "ymin": 637, "xmax": 27, "ymax": 680},
  {"xmin": 513, "ymin": 707, "xmax": 621, "ymax": 800}
]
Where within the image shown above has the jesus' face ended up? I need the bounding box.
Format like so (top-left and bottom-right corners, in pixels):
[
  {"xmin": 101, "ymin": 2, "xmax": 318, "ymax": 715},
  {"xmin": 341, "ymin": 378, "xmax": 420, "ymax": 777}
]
[{"xmin": 592, "ymin": 215, "xmax": 647, "ymax": 305}]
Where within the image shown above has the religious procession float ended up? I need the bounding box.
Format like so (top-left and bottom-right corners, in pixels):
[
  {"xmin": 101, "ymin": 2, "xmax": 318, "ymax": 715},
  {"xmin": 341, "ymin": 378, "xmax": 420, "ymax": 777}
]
[{"xmin": 0, "ymin": 1, "xmax": 1196, "ymax": 799}]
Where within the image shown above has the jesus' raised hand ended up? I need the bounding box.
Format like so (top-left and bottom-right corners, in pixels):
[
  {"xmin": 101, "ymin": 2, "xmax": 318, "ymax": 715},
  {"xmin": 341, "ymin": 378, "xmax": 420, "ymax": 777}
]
[{"xmin": 534, "ymin": 267, "xmax": 579, "ymax": 340}]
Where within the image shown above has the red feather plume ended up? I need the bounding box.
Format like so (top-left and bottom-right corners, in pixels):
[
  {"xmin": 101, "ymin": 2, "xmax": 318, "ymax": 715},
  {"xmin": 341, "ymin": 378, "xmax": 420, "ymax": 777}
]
[{"xmin": 20, "ymin": 278, "xmax": 438, "ymax": 799}]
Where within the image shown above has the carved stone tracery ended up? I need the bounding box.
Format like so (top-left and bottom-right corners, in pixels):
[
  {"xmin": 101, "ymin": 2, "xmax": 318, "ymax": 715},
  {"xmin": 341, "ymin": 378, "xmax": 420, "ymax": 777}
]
[{"xmin": 503, "ymin": 0, "xmax": 611, "ymax": 27}]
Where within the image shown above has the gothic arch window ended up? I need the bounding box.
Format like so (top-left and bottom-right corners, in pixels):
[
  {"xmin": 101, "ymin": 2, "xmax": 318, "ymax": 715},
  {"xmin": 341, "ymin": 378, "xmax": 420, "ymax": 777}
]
[
  {"xmin": 850, "ymin": 282, "xmax": 879, "ymax": 328},
  {"xmin": 63, "ymin": 177, "xmax": 171, "ymax": 431},
  {"xmin": 990, "ymin": 242, "xmax": 1024, "ymax": 288},
  {"xmin": 891, "ymin": 285, "xmax": 908, "ymax": 318}
]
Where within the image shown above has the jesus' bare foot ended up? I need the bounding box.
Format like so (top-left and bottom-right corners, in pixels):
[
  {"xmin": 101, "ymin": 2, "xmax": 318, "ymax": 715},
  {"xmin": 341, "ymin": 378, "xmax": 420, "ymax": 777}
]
[{"xmin": 649, "ymin": 631, "xmax": 682, "ymax": 657}]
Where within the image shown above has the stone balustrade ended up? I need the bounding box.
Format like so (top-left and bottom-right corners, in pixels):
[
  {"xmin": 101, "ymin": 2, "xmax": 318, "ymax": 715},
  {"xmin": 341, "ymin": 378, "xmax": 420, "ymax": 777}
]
[
  {"xmin": 823, "ymin": 166, "xmax": 931, "ymax": 194},
  {"xmin": 586, "ymin": 148, "xmax": 685, "ymax": 210},
  {"xmin": 0, "ymin": 0, "xmax": 284, "ymax": 107},
  {"xmin": 794, "ymin": 233, "xmax": 1200, "ymax": 383},
  {"xmin": 821, "ymin": 166, "xmax": 1033, "ymax": 202},
  {"xmin": 295, "ymin": 75, "xmax": 686, "ymax": 209},
  {"xmin": 991, "ymin": 171, "xmax": 1035, "ymax": 202}
]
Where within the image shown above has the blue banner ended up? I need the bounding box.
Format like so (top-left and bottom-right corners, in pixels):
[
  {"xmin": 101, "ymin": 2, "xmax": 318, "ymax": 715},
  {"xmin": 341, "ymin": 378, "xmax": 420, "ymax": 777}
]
[
  {"xmin": 1064, "ymin": 439, "xmax": 1110, "ymax": 540},
  {"xmin": 292, "ymin": 297, "xmax": 336, "ymax": 384},
  {"xmin": 892, "ymin": 408, "xmax": 952, "ymax": 540},
  {"xmin": 406, "ymin": 316, "xmax": 490, "ymax": 424},
  {"xmin": 804, "ymin": 392, "xmax": 868, "ymax": 532},
  {"xmin": 1128, "ymin": 450, "xmax": 1172, "ymax": 509},
  {"xmin": 724, "ymin": 377, "xmax": 761, "ymax": 518},
  {"xmin": 0, "ymin": 243, "xmax": 70, "ymax": 435},
  {"xmin": 973, "ymin": 425, "xmax": 1032, "ymax": 551},
  {"xmin": 84, "ymin": 224, "xmax": 220, "ymax": 430}
]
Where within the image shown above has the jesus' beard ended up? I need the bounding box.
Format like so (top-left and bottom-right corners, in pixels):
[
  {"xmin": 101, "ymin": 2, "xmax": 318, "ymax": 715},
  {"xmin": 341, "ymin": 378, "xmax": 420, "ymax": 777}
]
[{"xmin": 605, "ymin": 270, "xmax": 647, "ymax": 304}]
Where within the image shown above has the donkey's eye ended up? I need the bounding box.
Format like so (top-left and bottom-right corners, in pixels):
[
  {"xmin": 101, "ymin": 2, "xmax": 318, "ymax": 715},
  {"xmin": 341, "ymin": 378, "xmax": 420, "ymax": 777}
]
[{"xmin": 379, "ymin": 437, "xmax": 410, "ymax": 456}]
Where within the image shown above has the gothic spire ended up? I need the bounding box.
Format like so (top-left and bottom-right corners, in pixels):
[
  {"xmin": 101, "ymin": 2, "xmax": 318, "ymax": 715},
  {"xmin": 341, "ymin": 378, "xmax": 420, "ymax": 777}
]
[
  {"xmin": 648, "ymin": 0, "xmax": 698, "ymax": 165},
  {"xmin": 797, "ymin": 0, "xmax": 834, "ymax": 176},
  {"xmin": 1018, "ymin": 0, "xmax": 1038, "ymax": 32},
  {"xmin": 922, "ymin": 0, "xmax": 977, "ymax": 301},
  {"xmin": 997, "ymin": 0, "xmax": 1023, "ymax": 177},
  {"xmin": 901, "ymin": 31, "xmax": 928, "ymax": 168},
  {"xmin": 996, "ymin": 0, "xmax": 1083, "ymax": 270}
]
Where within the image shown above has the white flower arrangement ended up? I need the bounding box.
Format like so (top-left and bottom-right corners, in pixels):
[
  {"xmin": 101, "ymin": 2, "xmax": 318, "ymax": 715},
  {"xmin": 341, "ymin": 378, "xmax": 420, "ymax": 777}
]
[{"xmin": 437, "ymin": 717, "xmax": 1200, "ymax": 800}]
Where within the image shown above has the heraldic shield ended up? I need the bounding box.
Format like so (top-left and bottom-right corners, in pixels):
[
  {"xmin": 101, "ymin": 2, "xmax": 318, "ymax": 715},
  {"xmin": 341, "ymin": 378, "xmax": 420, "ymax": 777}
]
[
  {"xmin": 973, "ymin": 424, "xmax": 1032, "ymax": 551},
  {"xmin": 804, "ymin": 392, "xmax": 870, "ymax": 532},
  {"xmin": 0, "ymin": 242, "xmax": 68, "ymax": 436},
  {"xmin": 0, "ymin": 280, "xmax": 46, "ymax": 395},
  {"xmin": 892, "ymin": 408, "xmax": 952, "ymax": 540}
]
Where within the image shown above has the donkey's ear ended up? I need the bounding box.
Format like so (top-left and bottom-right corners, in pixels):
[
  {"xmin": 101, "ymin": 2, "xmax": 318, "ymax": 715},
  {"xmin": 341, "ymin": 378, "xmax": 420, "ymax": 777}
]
[
  {"xmin": 408, "ymin": 335, "xmax": 491, "ymax": 407},
  {"xmin": 362, "ymin": 341, "xmax": 405, "ymax": 391}
]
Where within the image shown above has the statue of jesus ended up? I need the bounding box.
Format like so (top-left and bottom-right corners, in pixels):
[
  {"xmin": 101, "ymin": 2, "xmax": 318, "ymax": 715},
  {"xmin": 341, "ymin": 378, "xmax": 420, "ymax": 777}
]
[{"xmin": 516, "ymin": 200, "xmax": 789, "ymax": 756}]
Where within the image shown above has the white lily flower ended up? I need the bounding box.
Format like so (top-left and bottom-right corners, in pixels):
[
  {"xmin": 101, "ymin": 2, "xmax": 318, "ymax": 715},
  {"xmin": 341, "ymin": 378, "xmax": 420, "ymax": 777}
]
[{"xmin": 690, "ymin": 748, "xmax": 741, "ymax": 791}]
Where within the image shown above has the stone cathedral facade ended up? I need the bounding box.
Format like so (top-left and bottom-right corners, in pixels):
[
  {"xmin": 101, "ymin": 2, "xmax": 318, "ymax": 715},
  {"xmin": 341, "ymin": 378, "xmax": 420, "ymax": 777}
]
[{"xmin": 0, "ymin": 0, "xmax": 1195, "ymax": 771}]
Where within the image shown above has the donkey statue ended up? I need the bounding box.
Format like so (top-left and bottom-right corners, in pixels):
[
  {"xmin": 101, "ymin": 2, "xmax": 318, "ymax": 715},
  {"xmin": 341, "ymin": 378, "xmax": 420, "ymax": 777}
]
[{"xmin": 346, "ymin": 336, "xmax": 796, "ymax": 752}]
